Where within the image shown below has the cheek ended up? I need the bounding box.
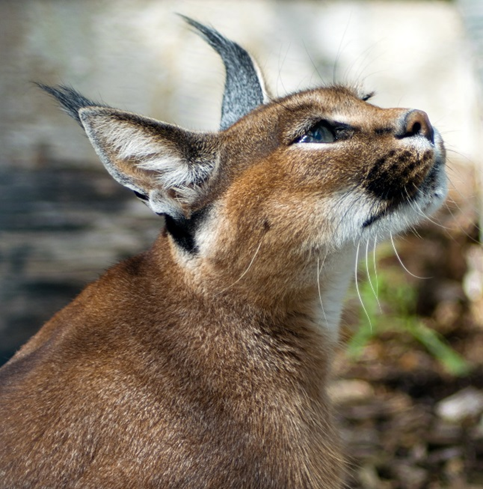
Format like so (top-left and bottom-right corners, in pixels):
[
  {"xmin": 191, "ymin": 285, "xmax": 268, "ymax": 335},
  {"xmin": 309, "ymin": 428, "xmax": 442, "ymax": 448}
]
[
  {"xmin": 221, "ymin": 155, "xmax": 359, "ymax": 253},
  {"xmin": 286, "ymin": 146, "xmax": 356, "ymax": 186},
  {"xmin": 260, "ymin": 192, "xmax": 342, "ymax": 253}
]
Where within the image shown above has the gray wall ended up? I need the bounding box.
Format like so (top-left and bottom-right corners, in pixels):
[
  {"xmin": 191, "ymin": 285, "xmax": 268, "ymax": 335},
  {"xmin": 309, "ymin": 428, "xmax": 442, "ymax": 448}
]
[{"xmin": 1, "ymin": 0, "xmax": 479, "ymax": 168}]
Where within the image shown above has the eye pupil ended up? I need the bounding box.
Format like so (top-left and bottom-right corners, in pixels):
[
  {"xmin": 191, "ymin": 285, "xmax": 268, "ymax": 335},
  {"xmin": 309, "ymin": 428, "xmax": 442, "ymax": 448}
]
[
  {"xmin": 313, "ymin": 128, "xmax": 324, "ymax": 141},
  {"xmin": 299, "ymin": 123, "xmax": 335, "ymax": 144}
]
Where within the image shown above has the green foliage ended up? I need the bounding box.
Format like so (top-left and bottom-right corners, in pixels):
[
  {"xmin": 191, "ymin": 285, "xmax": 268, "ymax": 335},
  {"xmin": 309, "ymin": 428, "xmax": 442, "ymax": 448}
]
[{"xmin": 347, "ymin": 256, "xmax": 471, "ymax": 377}]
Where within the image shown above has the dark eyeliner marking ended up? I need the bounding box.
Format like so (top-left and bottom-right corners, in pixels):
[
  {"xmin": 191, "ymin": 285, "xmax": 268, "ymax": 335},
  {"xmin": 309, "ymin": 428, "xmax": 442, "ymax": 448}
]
[
  {"xmin": 294, "ymin": 119, "xmax": 354, "ymax": 145},
  {"xmin": 361, "ymin": 91, "xmax": 375, "ymax": 101}
]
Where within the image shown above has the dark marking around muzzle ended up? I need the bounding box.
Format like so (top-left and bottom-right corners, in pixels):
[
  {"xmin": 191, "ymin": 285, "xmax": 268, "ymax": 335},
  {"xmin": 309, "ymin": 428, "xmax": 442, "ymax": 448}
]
[{"xmin": 364, "ymin": 149, "xmax": 433, "ymax": 204}]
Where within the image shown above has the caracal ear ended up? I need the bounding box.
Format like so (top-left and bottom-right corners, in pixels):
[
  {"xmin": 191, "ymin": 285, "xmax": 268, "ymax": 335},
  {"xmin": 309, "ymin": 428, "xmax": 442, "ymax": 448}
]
[
  {"xmin": 181, "ymin": 16, "xmax": 270, "ymax": 130},
  {"xmin": 37, "ymin": 84, "xmax": 217, "ymax": 219},
  {"xmin": 78, "ymin": 106, "xmax": 218, "ymax": 218}
]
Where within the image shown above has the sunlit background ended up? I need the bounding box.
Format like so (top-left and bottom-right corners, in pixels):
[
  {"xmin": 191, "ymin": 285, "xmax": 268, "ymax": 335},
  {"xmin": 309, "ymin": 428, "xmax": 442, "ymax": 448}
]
[{"xmin": 1, "ymin": 0, "xmax": 482, "ymax": 487}]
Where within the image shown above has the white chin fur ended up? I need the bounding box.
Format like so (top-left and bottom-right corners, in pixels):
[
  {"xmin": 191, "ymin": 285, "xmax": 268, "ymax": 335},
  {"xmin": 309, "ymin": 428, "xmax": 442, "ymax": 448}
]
[
  {"xmin": 328, "ymin": 156, "xmax": 447, "ymax": 248},
  {"xmin": 365, "ymin": 161, "xmax": 447, "ymax": 241}
]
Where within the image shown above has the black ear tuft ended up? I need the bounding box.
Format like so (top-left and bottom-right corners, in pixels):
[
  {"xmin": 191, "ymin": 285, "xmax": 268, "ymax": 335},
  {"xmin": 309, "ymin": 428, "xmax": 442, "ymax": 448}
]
[
  {"xmin": 36, "ymin": 83, "xmax": 109, "ymax": 125},
  {"xmin": 179, "ymin": 15, "xmax": 266, "ymax": 131}
]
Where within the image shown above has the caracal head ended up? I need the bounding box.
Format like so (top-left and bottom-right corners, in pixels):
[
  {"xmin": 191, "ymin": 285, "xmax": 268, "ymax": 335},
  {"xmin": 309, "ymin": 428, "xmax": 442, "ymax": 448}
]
[{"xmin": 40, "ymin": 18, "xmax": 447, "ymax": 305}]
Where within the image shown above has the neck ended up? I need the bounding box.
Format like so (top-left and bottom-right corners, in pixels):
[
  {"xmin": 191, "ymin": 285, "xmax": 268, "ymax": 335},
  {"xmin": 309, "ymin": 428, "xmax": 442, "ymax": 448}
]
[
  {"xmin": 168, "ymin": 239, "xmax": 358, "ymax": 395},
  {"xmin": 153, "ymin": 237, "xmax": 351, "ymax": 486},
  {"xmin": 181, "ymin": 240, "xmax": 356, "ymax": 339}
]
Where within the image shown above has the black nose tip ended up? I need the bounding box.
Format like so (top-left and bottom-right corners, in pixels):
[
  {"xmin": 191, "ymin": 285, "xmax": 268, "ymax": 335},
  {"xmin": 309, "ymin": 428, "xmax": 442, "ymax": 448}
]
[{"xmin": 399, "ymin": 109, "xmax": 434, "ymax": 143}]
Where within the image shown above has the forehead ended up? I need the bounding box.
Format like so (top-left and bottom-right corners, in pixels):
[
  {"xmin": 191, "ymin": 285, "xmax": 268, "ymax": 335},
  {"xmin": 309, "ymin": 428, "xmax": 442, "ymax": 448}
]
[{"xmin": 278, "ymin": 86, "xmax": 373, "ymax": 116}]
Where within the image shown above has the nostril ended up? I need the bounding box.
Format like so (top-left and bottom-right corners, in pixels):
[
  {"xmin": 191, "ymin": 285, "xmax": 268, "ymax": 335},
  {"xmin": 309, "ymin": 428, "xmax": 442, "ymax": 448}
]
[
  {"xmin": 400, "ymin": 110, "xmax": 434, "ymax": 143},
  {"xmin": 410, "ymin": 121, "xmax": 422, "ymax": 135}
]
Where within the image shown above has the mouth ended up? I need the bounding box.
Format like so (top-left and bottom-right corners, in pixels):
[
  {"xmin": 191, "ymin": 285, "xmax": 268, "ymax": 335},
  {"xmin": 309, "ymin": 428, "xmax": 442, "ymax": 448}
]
[{"xmin": 362, "ymin": 209, "xmax": 388, "ymax": 228}]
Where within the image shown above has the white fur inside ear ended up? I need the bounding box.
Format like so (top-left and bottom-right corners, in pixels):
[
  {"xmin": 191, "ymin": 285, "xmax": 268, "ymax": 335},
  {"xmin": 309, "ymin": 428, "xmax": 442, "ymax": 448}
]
[
  {"xmin": 139, "ymin": 157, "xmax": 218, "ymax": 204},
  {"xmin": 147, "ymin": 188, "xmax": 183, "ymax": 216},
  {"xmin": 86, "ymin": 116, "xmax": 217, "ymax": 201},
  {"xmin": 139, "ymin": 157, "xmax": 191, "ymax": 189},
  {"xmin": 80, "ymin": 107, "xmax": 218, "ymax": 213},
  {"xmin": 80, "ymin": 114, "xmax": 167, "ymax": 160}
]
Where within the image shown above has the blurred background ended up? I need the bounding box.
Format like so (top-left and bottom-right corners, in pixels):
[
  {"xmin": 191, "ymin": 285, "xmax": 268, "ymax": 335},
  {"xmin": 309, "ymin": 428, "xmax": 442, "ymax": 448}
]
[{"xmin": 1, "ymin": 0, "xmax": 482, "ymax": 487}]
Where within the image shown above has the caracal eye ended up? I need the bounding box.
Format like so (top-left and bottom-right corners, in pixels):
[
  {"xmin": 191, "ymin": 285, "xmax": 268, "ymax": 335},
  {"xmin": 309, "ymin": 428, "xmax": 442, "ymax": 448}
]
[{"xmin": 299, "ymin": 123, "xmax": 336, "ymax": 144}]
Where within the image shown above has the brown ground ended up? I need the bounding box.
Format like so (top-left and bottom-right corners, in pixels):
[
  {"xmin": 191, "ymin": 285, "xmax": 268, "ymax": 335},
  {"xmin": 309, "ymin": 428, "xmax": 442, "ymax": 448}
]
[{"xmin": 334, "ymin": 190, "xmax": 483, "ymax": 488}]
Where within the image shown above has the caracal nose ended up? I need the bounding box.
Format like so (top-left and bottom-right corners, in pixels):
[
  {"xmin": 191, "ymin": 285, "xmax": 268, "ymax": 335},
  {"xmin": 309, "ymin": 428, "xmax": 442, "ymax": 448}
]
[{"xmin": 399, "ymin": 109, "xmax": 434, "ymax": 143}]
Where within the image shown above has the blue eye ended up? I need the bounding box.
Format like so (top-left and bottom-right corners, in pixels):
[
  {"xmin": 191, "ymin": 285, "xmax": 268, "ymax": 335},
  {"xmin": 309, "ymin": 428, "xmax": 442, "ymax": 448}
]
[{"xmin": 298, "ymin": 123, "xmax": 336, "ymax": 144}]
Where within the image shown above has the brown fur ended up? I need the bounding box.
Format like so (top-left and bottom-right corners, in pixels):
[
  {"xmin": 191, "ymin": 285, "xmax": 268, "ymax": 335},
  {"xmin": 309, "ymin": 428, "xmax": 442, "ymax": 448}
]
[{"xmin": 0, "ymin": 29, "xmax": 446, "ymax": 489}]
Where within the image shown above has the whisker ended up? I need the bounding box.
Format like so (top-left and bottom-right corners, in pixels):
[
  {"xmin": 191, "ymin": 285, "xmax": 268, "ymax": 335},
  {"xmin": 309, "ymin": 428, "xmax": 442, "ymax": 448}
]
[
  {"xmin": 442, "ymin": 202, "xmax": 479, "ymax": 244},
  {"xmin": 390, "ymin": 234, "xmax": 432, "ymax": 279},
  {"xmin": 435, "ymin": 176, "xmax": 480, "ymax": 244},
  {"xmin": 215, "ymin": 238, "xmax": 263, "ymax": 296},
  {"xmin": 355, "ymin": 241, "xmax": 373, "ymax": 331},
  {"xmin": 316, "ymin": 253, "xmax": 330, "ymax": 329},
  {"xmin": 333, "ymin": 13, "xmax": 353, "ymax": 84},
  {"xmin": 406, "ymin": 185, "xmax": 454, "ymax": 235},
  {"xmin": 303, "ymin": 39, "xmax": 324, "ymax": 85},
  {"xmin": 445, "ymin": 147, "xmax": 476, "ymax": 165},
  {"xmin": 372, "ymin": 236, "xmax": 379, "ymax": 297},
  {"xmin": 445, "ymin": 174, "xmax": 477, "ymax": 209},
  {"xmin": 365, "ymin": 238, "xmax": 382, "ymax": 312}
]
